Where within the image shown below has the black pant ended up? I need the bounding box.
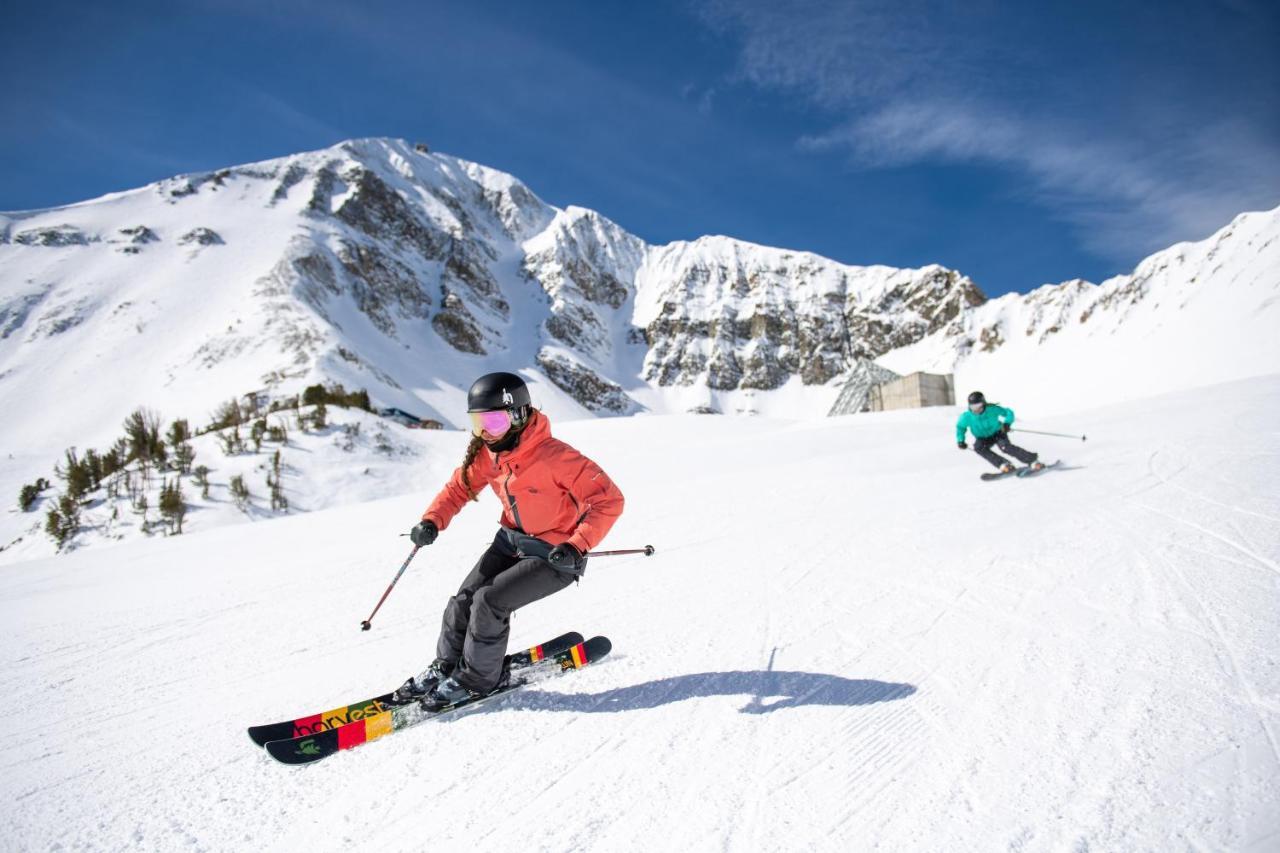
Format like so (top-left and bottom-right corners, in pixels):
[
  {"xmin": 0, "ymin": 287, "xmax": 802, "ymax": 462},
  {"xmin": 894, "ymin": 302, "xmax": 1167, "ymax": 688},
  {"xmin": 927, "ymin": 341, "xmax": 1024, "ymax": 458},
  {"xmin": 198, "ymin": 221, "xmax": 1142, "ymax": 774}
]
[
  {"xmin": 973, "ymin": 431, "xmax": 1038, "ymax": 469},
  {"xmin": 436, "ymin": 532, "xmax": 574, "ymax": 692}
]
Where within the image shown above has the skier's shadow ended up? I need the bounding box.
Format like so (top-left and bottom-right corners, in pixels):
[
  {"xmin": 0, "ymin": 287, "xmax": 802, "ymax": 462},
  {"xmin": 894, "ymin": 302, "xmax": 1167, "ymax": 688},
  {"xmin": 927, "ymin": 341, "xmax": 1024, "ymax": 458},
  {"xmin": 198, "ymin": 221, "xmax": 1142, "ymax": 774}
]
[{"xmin": 476, "ymin": 670, "xmax": 916, "ymax": 715}]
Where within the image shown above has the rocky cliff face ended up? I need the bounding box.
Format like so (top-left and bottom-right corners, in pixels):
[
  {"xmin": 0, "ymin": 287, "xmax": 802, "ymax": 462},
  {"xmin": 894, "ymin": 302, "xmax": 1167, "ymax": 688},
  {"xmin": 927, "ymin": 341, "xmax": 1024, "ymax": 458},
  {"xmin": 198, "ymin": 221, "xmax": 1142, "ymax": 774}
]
[{"xmin": 633, "ymin": 241, "xmax": 984, "ymax": 393}]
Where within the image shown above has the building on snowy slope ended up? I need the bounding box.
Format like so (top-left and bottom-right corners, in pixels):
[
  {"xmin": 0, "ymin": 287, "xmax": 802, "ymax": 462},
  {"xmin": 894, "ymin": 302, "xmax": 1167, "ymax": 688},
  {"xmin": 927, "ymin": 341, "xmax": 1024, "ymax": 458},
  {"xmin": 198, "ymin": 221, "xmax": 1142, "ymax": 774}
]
[
  {"xmin": 828, "ymin": 359, "xmax": 902, "ymax": 415},
  {"xmin": 867, "ymin": 372, "xmax": 955, "ymax": 412}
]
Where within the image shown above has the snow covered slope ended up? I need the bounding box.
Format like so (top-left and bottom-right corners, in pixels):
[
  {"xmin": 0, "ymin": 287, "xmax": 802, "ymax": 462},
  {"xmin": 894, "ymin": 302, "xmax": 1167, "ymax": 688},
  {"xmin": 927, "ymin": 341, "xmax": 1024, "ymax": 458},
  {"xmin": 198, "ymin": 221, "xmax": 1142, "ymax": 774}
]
[
  {"xmin": 880, "ymin": 207, "xmax": 1280, "ymax": 415},
  {"xmin": 2, "ymin": 376, "xmax": 1276, "ymax": 850}
]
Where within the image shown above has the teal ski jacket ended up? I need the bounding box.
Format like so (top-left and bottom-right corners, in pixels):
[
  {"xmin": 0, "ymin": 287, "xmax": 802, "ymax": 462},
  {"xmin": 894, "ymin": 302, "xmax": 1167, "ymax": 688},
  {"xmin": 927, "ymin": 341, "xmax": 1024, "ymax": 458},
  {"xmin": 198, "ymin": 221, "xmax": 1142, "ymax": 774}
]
[{"xmin": 956, "ymin": 404, "xmax": 1015, "ymax": 442}]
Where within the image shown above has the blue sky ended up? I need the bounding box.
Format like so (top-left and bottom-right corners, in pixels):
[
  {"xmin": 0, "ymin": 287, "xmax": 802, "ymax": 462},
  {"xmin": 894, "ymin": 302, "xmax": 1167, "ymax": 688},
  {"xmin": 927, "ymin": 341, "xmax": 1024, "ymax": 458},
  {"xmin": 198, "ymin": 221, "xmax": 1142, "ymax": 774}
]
[{"xmin": 2, "ymin": 0, "xmax": 1277, "ymax": 296}]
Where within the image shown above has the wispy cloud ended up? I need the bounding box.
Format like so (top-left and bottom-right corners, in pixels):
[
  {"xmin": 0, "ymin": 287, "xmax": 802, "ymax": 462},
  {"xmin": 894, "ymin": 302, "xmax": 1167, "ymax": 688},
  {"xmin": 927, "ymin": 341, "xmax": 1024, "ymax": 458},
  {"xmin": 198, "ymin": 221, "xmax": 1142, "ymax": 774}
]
[
  {"xmin": 237, "ymin": 86, "xmax": 348, "ymax": 145},
  {"xmin": 50, "ymin": 110, "xmax": 192, "ymax": 176},
  {"xmin": 802, "ymin": 100, "xmax": 1280, "ymax": 259},
  {"xmin": 698, "ymin": 0, "xmax": 1280, "ymax": 264}
]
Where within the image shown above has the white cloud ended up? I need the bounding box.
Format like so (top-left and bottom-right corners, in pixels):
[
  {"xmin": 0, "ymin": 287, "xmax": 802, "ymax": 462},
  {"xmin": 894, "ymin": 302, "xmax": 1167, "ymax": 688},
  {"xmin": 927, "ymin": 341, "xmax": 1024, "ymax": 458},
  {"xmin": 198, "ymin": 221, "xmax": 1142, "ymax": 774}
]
[
  {"xmin": 698, "ymin": 0, "xmax": 1280, "ymax": 264},
  {"xmin": 803, "ymin": 99, "xmax": 1280, "ymax": 259}
]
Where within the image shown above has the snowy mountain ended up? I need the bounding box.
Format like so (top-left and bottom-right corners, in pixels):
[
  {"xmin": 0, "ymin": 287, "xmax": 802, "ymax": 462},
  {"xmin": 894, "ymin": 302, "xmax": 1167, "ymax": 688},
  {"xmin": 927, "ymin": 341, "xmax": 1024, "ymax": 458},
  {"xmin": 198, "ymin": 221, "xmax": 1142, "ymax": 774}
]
[
  {"xmin": 0, "ymin": 137, "xmax": 996, "ymax": 447},
  {"xmin": 3, "ymin": 136, "xmax": 1275, "ymax": 436},
  {"xmin": 3, "ymin": 378, "xmax": 1277, "ymax": 850},
  {"xmin": 2, "ymin": 137, "xmax": 1277, "ymax": 558}
]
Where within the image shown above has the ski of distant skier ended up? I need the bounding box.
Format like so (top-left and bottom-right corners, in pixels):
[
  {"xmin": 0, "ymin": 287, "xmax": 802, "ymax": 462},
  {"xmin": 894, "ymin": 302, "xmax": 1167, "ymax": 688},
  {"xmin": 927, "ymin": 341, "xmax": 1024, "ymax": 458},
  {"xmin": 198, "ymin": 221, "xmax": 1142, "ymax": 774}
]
[
  {"xmin": 981, "ymin": 460, "xmax": 1061, "ymax": 481},
  {"xmin": 253, "ymin": 634, "xmax": 611, "ymax": 765}
]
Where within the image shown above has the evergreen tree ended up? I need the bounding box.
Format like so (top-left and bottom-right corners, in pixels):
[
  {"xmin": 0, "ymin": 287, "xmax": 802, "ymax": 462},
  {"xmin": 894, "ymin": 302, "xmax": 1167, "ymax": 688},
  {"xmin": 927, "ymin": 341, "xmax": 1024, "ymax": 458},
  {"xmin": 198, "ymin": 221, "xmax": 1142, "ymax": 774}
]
[
  {"xmin": 45, "ymin": 493, "xmax": 81, "ymax": 548},
  {"xmin": 218, "ymin": 425, "xmax": 245, "ymax": 456},
  {"xmin": 102, "ymin": 440, "xmax": 128, "ymax": 478},
  {"xmin": 302, "ymin": 384, "xmax": 327, "ymax": 406},
  {"xmin": 166, "ymin": 420, "xmax": 195, "ymax": 473},
  {"xmin": 56, "ymin": 449, "xmax": 93, "ymax": 500},
  {"xmin": 174, "ymin": 442, "xmax": 196, "ymax": 474},
  {"xmin": 229, "ymin": 474, "xmax": 251, "ymax": 511},
  {"xmin": 123, "ymin": 409, "xmax": 166, "ymax": 468},
  {"xmin": 166, "ymin": 419, "xmax": 190, "ymax": 449},
  {"xmin": 192, "ymin": 465, "xmax": 211, "ymax": 500},
  {"xmin": 83, "ymin": 449, "xmax": 104, "ymax": 491},
  {"xmin": 267, "ymin": 450, "xmax": 288, "ymax": 511},
  {"xmin": 19, "ymin": 478, "xmax": 49, "ymax": 511},
  {"xmin": 250, "ymin": 418, "xmax": 267, "ymax": 452},
  {"xmin": 159, "ymin": 479, "xmax": 187, "ymax": 535},
  {"xmin": 210, "ymin": 398, "xmax": 244, "ymax": 431}
]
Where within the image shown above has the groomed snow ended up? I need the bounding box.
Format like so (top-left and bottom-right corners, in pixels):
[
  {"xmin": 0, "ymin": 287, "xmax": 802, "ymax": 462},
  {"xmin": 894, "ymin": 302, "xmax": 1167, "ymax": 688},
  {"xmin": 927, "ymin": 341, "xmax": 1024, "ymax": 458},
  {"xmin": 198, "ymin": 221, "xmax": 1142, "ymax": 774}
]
[{"xmin": 2, "ymin": 376, "xmax": 1277, "ymax": 850}]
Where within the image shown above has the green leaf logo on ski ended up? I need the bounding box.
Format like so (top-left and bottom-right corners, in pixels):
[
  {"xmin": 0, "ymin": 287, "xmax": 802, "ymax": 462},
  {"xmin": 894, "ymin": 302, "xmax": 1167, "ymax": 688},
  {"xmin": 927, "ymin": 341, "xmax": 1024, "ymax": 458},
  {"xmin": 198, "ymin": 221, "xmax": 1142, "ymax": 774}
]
[{"xmin": 295, "ymin": 739, "xmax": 322, "ymax": 756}]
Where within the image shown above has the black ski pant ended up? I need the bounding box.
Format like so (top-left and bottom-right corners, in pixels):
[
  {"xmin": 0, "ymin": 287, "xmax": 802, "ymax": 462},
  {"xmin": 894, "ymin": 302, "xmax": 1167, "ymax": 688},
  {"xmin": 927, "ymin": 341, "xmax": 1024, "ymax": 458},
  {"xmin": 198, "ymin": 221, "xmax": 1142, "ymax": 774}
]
[
  {"xmin": 973, "ymin": 431, "xmax": 1038, "ymax": 469},
  {"xmin": 435, "ymin": 532, "xmax": 574, "ymax": 692}
]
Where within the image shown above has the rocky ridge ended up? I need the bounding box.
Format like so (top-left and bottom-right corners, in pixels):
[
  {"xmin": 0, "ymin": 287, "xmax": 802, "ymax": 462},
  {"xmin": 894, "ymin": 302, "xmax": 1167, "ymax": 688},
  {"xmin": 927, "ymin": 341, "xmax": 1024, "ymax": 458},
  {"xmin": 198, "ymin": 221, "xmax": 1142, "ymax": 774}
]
[{"xmin": 1, "ymin": 137, "xmax": 1275, "ymax": 442}]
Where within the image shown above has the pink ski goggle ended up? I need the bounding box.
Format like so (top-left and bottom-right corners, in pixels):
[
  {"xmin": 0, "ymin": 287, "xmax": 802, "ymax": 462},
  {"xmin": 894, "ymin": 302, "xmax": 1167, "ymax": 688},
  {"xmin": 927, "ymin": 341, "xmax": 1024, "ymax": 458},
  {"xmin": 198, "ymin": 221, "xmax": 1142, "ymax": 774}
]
[{"xmin": 470, "ymin": 409, "xmax": 512, "ymax": 437}]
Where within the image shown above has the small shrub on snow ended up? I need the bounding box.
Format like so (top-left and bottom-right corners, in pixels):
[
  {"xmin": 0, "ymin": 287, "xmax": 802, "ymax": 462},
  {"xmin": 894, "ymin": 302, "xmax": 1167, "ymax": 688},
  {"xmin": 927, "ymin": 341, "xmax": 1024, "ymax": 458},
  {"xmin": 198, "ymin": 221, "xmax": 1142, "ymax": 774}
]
[
  {"xmin": 229, "ymin": 474, "xmax": 251, "ymax": 510},
  {"xmin": 19, "ymin": 478, "xmax": 50, "ymax": 511}
]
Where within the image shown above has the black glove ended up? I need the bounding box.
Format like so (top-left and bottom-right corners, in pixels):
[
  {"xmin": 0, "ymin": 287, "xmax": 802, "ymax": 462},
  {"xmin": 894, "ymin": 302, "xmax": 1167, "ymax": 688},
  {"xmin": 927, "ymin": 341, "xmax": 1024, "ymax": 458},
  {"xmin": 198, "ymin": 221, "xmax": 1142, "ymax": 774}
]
[
  {"xmin": 409, "ymin": 520, "xmax": 438, "ymax": 547},
  {"xmin": 547, "ymin": 542, "xmax": 585, "ymax": 572},
  {"xmin": 1001, "ymin": 423, "xmax": 1011, "ymax": 434},
  {"xmin": 957, "ymin": 441, "xmax": 968, "ymax": 450}
]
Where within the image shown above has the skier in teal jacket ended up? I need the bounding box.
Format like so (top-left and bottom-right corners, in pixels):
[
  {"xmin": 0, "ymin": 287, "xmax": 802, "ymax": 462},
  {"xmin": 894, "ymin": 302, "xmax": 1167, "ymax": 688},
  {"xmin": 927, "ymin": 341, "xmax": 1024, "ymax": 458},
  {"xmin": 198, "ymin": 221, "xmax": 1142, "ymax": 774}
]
[{"xmin": 956, "ymin": 391, "xmax": 1043, "ymax": 473}]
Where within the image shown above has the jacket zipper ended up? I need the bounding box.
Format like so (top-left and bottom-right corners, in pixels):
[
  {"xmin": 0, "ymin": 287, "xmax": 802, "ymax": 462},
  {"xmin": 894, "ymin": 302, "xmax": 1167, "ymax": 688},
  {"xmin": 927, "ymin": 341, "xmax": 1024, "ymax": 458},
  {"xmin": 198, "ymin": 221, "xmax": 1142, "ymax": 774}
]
[{"xmin": 501, "ymin": 462, "xmax": 523, "ymax": 532}]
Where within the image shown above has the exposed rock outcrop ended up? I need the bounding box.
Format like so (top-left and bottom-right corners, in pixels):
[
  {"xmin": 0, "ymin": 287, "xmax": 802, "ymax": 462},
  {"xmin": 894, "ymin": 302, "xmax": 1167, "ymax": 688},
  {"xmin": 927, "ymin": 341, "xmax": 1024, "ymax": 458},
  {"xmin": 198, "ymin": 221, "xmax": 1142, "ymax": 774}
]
[
  {"xmin": 14, "ymin": 225, "xmax": 91, "ymax": 247},
  {"xmin": 536, "ymin": 348, "xmax": 637, "ymax": 413},
  {"xmin": 179, "ymin": 227, "xmax": 224, "ymax": 246}
]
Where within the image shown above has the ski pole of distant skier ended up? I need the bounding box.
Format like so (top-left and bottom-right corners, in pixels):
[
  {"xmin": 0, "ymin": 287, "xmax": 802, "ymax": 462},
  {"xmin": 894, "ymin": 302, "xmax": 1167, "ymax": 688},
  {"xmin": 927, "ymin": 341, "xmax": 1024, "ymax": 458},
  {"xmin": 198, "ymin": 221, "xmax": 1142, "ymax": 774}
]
[
  {"xmin": 1013, "ymin": 427, "xmax": 1087, "ymax": 441},
  {"xmin": 360, "ymin": 546, "xmax": 420, "ymax": 631},
  {"xmin": 585, "ymin": 545, "xmax": 656, "ymax": 558}
]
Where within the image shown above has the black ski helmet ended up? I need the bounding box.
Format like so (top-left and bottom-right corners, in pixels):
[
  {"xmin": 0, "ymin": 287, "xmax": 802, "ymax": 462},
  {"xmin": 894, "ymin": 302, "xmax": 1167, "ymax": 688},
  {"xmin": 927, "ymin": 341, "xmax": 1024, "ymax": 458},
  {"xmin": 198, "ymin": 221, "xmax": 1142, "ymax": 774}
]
[
  {"xmin": 967, "ymin": 391, "xmax": 986, "ymax": 406},
  {"xmin": 467, "ymin": 371, "xmax": 532, "ymax": 419}
]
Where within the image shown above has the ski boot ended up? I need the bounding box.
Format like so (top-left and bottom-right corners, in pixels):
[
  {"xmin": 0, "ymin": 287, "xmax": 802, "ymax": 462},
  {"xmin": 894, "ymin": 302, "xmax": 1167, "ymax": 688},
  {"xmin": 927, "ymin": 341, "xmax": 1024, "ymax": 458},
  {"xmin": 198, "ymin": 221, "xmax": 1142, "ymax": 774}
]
[
  {"xmin": 391, "ymin": 659, "xmax": 454, "ymax": 704},
  {"xmin": 999, "ymin": 463, "xmax": 1015, "ymax": 475},
  {"xmin": 419, "ymin": 675, "xmax": 482, "ymax": 711},
  {"xmin": 419, "ymin": 663, "xmax": 511, "ymax": 712},
  {"xmin": 1027, "ymin": 461, "xmax": 1045, "ymax": 473}
]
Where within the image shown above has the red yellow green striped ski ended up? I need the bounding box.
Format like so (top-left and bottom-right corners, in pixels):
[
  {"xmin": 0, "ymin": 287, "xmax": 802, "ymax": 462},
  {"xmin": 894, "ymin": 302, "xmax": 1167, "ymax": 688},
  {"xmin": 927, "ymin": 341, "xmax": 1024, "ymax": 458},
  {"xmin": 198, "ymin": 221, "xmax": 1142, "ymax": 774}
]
[
  {"xmin": 247, "ymin": 631, "xmax": 583, "ymax": 747},
  {"xmin": 263, "ymin": 635, "xmax": 611, "ymax": 765}
]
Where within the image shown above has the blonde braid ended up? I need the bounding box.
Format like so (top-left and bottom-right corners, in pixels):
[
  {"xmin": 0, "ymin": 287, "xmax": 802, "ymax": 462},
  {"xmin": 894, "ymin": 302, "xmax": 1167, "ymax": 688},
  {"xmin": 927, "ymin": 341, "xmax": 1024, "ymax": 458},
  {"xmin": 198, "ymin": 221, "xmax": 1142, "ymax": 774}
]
[{"xmin": 459, "ymin": 434, "xmax": 485, "ymax": 501}]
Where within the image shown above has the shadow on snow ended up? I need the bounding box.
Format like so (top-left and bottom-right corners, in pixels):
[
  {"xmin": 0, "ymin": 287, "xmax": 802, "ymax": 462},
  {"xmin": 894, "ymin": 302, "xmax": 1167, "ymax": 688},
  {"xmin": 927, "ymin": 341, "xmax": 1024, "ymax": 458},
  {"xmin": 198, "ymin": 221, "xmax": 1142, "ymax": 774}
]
[{"xmin": 474, "ymin": 670, "xmax": 917, "ymax": 715}]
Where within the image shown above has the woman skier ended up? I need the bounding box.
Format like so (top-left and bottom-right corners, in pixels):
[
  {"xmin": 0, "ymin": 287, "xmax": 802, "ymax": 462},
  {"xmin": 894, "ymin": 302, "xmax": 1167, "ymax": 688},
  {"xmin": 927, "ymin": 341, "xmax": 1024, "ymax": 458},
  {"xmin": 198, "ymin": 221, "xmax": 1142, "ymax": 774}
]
[
  {"xmin": 395, "ymin": 371, "xmax": 624, "ymax": 710},
  {"xmin": 956, "ymin": 391, "xmax": 1044, "ymax": 474}
]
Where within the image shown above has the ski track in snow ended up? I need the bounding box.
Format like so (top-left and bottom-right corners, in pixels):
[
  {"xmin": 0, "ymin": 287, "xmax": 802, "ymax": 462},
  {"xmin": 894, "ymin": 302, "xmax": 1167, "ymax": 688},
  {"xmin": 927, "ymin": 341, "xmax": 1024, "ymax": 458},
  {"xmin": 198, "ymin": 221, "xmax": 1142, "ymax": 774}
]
[{"xmin": 0, "ymin": 377, "xmax": 1278, "ymax": 851}]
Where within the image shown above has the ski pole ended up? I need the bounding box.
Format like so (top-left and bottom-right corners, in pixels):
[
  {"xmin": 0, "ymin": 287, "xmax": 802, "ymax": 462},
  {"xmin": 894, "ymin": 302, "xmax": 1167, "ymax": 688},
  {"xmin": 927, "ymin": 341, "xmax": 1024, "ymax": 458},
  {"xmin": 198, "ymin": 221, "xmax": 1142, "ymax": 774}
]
[
  {"xmin": 585, "ymin": 545, "xmax": 656, "ymax": 557},
  {"xmin": 360, "ymin": 545, "xmax": 420, "ymax": 631},
  {"xmin": 1012, "ymin": 427, "xmax": 1087, "ymax": 441}
]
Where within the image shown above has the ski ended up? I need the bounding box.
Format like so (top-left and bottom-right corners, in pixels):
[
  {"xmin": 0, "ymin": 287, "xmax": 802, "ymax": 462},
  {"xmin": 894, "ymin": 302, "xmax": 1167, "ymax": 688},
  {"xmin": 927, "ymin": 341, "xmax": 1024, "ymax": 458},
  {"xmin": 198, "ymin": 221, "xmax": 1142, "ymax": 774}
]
[
  {"xmin": 980, "ymin": 468, "xmax": 1020, "ymax": 481},
  {"xmin": 1016, "ymin": 460, "xmax": 1062, "ymax": 478},
  {"xmin": 263, "ymin": 635, "xmax": 611, "ymax": 765},
  {"xmin": 246, "ymin": 630, "xmax": 584, "ymax": 747}
]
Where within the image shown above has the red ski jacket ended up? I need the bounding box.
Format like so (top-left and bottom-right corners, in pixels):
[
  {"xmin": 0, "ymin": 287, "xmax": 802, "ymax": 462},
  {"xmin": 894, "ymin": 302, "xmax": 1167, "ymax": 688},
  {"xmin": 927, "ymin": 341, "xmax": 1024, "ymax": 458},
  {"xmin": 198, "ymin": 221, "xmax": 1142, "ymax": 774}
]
[{"xmin": 422, "ymin": 411, "xmax": 624, "ymax": 554}]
